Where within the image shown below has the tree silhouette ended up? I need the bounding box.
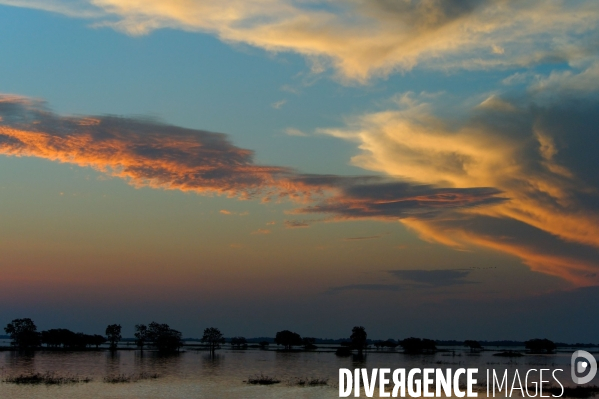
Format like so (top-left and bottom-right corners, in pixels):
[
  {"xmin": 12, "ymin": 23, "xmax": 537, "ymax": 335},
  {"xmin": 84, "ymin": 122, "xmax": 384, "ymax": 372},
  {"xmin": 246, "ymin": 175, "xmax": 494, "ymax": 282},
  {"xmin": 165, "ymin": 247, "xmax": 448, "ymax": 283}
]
[
  {"xmin": 105, "ymin": 324, "xmax": 122, "ymax": 350},
  {"xmin": 230, "ymin": 336, "xmax": 247, "ymax": 349},
  {"xmin": 201, "ymin": 327, "xmax": 224, "ymax": 354},
  {"xmin": 146, "ymin": 322, "xmax": 183, "ymax": 352},
  {"xmin": 350, "ymin": 326, "xmax": 368, "ymax": 356},
  {"xmin": 303, "ymin": 337, "xmax": 318, "ymax": 350},
  {"xmin": 525, "ymin": 338, "xmax": 556, "ymax": 354},
  {"xmin": 134, "ymin": 324, "xmax": 148, "ymax": 350},
  {"xmin": 274, "ymin": 330, "xmax": 302, "ymax": 350},
  {"xmin": 4, "ymin": 318, "xmax": 40, "ymax": 349},
  {"xmin": 464, "ymin": 340, "xmax": 482, "ymax": 352},
  {"xmin": 258, "ymin": 341, "xmax": 269, "ymax": 349},
  {"xmin": 91, "ymin": 334, "xmax": 107, "ymax": 348},
  {"xmin": 400, "ymin": 337, "xmax": 437, "ymax": 354},
  {"xmin": 39, "ymin": 328, "xmax": 106, "ymax": 349}
]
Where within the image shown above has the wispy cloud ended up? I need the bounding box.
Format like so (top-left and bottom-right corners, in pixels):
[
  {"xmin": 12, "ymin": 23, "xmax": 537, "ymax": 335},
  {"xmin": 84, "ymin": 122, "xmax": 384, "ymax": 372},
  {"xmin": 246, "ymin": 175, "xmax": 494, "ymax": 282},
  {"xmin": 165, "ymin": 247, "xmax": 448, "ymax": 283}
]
[
  {"xmin": 2, "ymin": 1, "xmax": 597, "ymax": 82},
  {"xmin": 327, "ymin": 269, "xmax": 477, "ymax": 294},
  {"xmin": 284, "ymin": 220, "xmax": 310, "ymax": 228},
  {"xmin": 388, "ymin": 269, "xmax": 475, "ymax": 287},
  {"xmin": 293, "ymin": 177, "xmax": 505, "ymax": 220},
  {"xmin": 220, "ymin": 209, "xmax": 248, "ymax": 216},
  {"xmin": 271, "ymin": 99, "xmax": 287, "ymax": 109},
  {"xmin": 284, "ymin": 127, "xmax": 308, "ymax": 137},
  {"xmin": 344, "ymin": 235, "xmax": 382, "ymax": 241},
  {"xmin": 0, "ymin": 95, "xmax": 502, "ymax": 221}
]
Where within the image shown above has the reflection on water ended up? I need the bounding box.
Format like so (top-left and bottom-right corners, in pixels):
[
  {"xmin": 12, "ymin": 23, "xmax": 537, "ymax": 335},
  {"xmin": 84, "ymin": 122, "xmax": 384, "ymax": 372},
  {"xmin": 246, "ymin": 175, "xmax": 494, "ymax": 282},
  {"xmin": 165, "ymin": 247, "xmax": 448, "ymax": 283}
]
[{"xmin": 0, "ymin": 347, "xmax": 596, "ymax": 398}]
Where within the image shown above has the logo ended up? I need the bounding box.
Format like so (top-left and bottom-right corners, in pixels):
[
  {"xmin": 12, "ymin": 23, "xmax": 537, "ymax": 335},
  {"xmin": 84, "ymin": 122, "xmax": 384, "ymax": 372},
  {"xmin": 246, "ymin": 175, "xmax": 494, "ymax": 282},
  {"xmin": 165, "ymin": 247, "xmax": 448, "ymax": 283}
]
[{"xmin": 571, "ymin": 350, "xmax": 597, "ymax": 384}]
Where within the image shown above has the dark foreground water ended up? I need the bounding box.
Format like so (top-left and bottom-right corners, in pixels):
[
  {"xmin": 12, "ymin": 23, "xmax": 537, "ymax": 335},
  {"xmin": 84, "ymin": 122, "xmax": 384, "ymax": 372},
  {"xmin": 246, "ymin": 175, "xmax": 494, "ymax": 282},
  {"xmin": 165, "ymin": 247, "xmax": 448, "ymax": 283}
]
[{"xmin": 0, "ymin": 346, "xmax": 595, "ymax": 398}]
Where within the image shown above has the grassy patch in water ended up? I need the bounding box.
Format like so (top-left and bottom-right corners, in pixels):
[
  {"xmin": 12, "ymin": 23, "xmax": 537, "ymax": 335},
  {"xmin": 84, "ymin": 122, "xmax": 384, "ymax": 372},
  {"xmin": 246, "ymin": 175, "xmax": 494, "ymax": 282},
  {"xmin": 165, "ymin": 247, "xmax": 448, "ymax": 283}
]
[
  {"xmin": 4, "ymin": 372, "xmax": 91, "ymax": 385},
  {"xmin": 246, "ymin": 373, "xmax": 281, "ymax": 385},
  {"xmin": 103, "ymin": 372, "xmax": 159, "ymax": 383},
  {"xmin": 289, "ymin": 376, "xmax": 328, "ymax": 386}
]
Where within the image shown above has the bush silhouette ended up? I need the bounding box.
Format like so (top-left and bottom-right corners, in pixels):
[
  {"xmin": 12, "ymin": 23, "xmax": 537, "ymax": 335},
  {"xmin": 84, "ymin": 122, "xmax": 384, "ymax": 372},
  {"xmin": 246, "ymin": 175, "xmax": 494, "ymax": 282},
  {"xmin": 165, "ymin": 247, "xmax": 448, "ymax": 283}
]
[
  {"xmin": 145, "ymin": 322, "xmax": 183, "ymax": 352},
  {"xmin": 4, "ymin": 318, "xmax": 40, "ymax": 349},
  {"xmin": 400, "ymin": 337, "xmax": 437, "ymax": 354},
  {"xmin": 525, "ymin": 338, "xmax": 556, "ymax": 354},
  {"xmin": 274, "ymin": 330, "xmax": 302, "ymax": 350}
]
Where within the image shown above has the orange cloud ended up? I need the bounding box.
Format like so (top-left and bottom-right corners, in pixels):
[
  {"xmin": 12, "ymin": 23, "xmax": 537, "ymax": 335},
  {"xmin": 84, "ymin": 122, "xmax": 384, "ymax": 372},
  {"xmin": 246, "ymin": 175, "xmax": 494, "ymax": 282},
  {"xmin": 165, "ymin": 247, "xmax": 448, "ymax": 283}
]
[
  {"xmin": 0, "ymin": 96, "xmax": 291, "ymax": 200},
  {"xmin": 323, "ymin": 93, "xmax": 599, "ymax": 285},
  {"xmin": 3, "ymin": 1, "xmax": 598, "ymax": 82},
  {"xmin": 0, "ymin": 95, "xmax": 502, "ymax": 219}
]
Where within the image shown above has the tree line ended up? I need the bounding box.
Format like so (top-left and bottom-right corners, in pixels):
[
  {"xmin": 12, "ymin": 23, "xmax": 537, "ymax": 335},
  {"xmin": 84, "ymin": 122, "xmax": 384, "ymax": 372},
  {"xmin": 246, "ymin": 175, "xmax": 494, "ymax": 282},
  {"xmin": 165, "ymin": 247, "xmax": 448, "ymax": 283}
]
[
  {"xmin": 4, "ymin": 318, "xmax": 222, "ymax": 354},
  {"xmin": 4, "ymin": 318, "xmax": 559, "ymax": 355}
]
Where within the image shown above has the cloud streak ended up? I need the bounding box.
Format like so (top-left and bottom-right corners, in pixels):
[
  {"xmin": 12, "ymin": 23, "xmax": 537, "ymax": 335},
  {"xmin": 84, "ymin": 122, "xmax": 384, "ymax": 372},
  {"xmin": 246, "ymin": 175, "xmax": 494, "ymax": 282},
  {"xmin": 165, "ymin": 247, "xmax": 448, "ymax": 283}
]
[
  {"xmin": 0, "ymin": 95, "xmax": 290, "ymax": 200},
  {"xmin": 0, "ymin": 94, "xmax": 503, "ymax": 221},
  {"xmin": 389, "ymin": 269, "xmax": 475, "ymax": 287},
  {"xmin": 2, "ymin": 1, "xmax": 598, "ymax": 82},
  {"xmin": 328, "ymin": 269, "xmax": 476, "ymax": 293}
]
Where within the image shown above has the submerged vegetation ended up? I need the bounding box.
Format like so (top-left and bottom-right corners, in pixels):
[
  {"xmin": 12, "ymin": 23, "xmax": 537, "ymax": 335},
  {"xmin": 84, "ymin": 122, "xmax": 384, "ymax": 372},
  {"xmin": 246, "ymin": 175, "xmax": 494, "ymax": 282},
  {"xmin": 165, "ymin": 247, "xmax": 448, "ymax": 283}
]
[
  {"xmin": 4, "ymin": 372, "xmax": 92, "ymax": 385},
  {"xmin": 246, "ymin": 374, "xmax": 281, "ymax": 385},
  {"xmin": 288, "ymin": 377, "xmax": 329, "ymax": 386},
  {"xmin": 103, "ymin": 372, "xmax": 160, "ymax": 383},
  {"xmin": 3, "ymin": 372, "xmax": 160, "ymax": 385}
]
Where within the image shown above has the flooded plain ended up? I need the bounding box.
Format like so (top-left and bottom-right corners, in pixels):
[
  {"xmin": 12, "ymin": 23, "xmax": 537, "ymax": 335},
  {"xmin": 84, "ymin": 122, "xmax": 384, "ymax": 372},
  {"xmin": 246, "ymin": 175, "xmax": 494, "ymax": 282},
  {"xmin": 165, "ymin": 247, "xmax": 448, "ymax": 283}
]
[{"xmin": 0, "ymin": 345, "xmax": 595, "ymax": 399}]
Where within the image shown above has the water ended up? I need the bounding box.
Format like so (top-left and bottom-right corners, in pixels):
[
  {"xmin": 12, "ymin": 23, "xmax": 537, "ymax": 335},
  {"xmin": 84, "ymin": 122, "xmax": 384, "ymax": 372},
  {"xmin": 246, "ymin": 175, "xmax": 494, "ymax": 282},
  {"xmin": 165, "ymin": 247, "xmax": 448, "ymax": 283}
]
[{"xmin": 0, "ymin": 346, "xmax": 594, "ymax": 398}]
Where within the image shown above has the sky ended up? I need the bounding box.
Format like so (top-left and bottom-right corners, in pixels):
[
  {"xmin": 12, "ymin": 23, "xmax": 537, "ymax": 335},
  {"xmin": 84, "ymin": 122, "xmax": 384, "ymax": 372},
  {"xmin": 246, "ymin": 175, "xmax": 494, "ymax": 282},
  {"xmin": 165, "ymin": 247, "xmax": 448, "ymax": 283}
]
[{"xmin": 1, "ymin": 0, "xmax": 599, "ymax": 342}]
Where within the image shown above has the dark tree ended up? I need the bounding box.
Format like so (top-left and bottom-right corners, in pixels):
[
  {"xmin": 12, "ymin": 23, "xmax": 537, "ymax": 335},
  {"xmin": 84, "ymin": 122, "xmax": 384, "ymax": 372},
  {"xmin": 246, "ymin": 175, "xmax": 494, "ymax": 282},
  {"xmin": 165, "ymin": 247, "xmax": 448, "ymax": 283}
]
[
  {"xmin": 374, "ymin": 339, "xmax": 397, "ymax": 349},
  {"xmin": 400, "ymin": 337, "xmax": 437, "ymax": 354},
  {"xmin": 105, "ymin": 324, "xmax": 122, "ymax": 350},
  {"xmin": 258, "ymin": 341, "xmax": 269, "ymax": 349},
  {"xmin": 41, "ymin": 329, "xmax": 65, "ymax": 348},
  {"xmin": 4, "ymin": 318, "xmax": 40, "ymax": 349},
  {"xmin": 464, "ymin": 340, "xmax": 482, "ymax": 352},
  {"xmin": 382, "ymin": 339, "xmax": 398, "ymax": 348},
  {"xmin": 146, "ymin": 322, "xmax": 183, "ymax": 352},
  {"xmin": 303, "ymin": 337, "xmax": 318, "ymax": 350},
  {"xmin": 525, "ymin": 339, "xmax": 556, "ymax": 354},
  {"xmin": 134, "ymin": 324, "xmax": 148, "ymax": 350},
  {"xmin": 74, "ymin": 333, "xmax": 97, "ymax": 349},
  {"xmin": 350, "ymin": 326, "xmax": 368, "ymax": 355},
  {"xmin": 201, "ymin": 327, "xmax": 225, "ymax": 354},
  {"xmin": 91, "ymin": 334, "xmax": 107, "ymax": 348},
  {"xmin": 230, "ymin": 336, "xmax": 247, "ymax": 349},
  {"xmin": 274, "ymin": 330, "xmax": 302, "ymax": 350}
]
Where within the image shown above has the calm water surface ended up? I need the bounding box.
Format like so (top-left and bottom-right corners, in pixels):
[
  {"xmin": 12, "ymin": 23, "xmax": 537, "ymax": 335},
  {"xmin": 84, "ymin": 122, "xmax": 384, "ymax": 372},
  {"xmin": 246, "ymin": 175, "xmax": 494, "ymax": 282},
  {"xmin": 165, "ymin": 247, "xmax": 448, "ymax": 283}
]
[{"xmin": 0, "ymin": 346, "xmax": 593, "ymax": 398}]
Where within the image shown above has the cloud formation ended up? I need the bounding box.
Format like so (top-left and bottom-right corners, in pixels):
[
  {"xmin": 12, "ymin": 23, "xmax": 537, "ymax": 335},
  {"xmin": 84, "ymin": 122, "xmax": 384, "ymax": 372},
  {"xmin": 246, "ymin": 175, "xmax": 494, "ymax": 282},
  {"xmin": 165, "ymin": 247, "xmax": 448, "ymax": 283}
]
[
  {"xmin": 0, "ymin": 94, "xmax": 502, "ymax": 221},
  {"xmin": 3, "ymin": 90, "xmax": 596, "ymax": 285},
  {"xmin": 321, "ymin": 86, "xmax": 599, "ymax": 285},
  {"xmin": 2, "ymin": 0, "xmax": 597, "ymax": 82},
  {"xmin": 344, "ymin": 235, "xmax": 383, "ymax": 241},
  {"xmin": 389, "ymin": 269, "xmax": 475, "ymax": 287},
  {"xmin": 328, "ymin": 269, "xmax": 475, "ymax": 293},
  {"xmin": 0, "ymin": 95, "xmax": 290, "ymax": 200}
]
